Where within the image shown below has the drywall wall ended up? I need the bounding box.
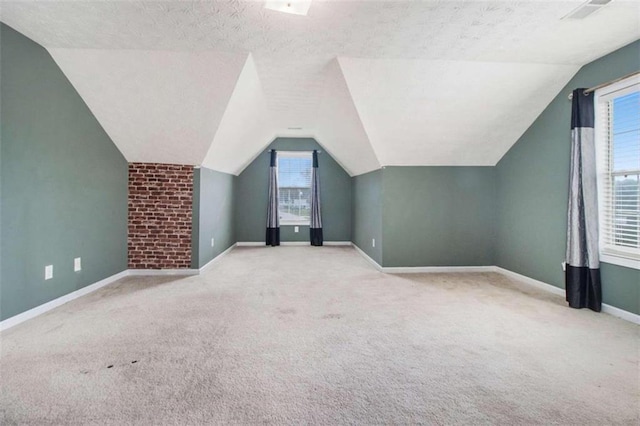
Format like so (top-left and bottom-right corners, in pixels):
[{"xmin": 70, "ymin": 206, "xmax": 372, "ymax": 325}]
[
  {"xmin": 235, "ymin": 138, "xmax": 351, "ymax": 243},
  {"xmin": 382, "ymin": 167, "xmax": 496, "ymax": 267},
  {"xmin": 351, "ymin": 169, "xmax": 383, "ymax": 265},
  {"xmin": 495, "ymin": 40, "xmax": 640, "ymax": 315},
  {"xmin": 0, "ymin": 24, "xmax": 128, "ymax": 321},
  {"xmin": 192, "ymin": 167, "xmax": 236, "ymax": 268}
]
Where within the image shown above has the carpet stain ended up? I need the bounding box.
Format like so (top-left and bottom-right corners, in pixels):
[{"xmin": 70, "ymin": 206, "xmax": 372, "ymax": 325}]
[
  {"xmin": 322, "ymin": 313, "xmax": 342, "ymax": 320},
  {"xmin": 44, "ymin": 324, "xmax": 64, "ymax": 334},
  {"xmin": 277, "ymin": 308, "xmax": 297, "ymax": 315}
]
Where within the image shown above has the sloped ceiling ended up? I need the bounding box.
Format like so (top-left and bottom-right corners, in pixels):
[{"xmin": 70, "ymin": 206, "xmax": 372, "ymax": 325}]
[
  {"xmin": 201, "ymin": 54, "xmax": 276, "ymax": 174},
  {"xmin": 49, "ymin": 48, "xmax": 248, "ymax": 165},
  {"xmin": 314, "ymin": 59, "xmax": 380, "ymax": 176},
  {"xmin": 1, "ymin": 0, "xmax": 639, "ymax": 175},
  {"xmin": 338, "ymin": 58, "xmax": 579, "ymax": 166}
]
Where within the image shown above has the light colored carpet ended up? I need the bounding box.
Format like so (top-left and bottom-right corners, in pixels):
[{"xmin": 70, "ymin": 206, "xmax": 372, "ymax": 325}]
[{"xmin": 1, "ymin": 246, "xmax": 638, "ymax": 425}]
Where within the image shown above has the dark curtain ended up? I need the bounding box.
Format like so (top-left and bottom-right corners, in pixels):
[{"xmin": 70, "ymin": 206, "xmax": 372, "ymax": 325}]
[
  {"xmin": 266, "ymin": 150, "xmax": 280, "ymax": 246},
  {"xmin": 566, "ymin": 89, "xmax": 602, "ymax": 312},
  {"xmin": 310, "ymin": 150, "xmax": 323, "ymax": 246}
]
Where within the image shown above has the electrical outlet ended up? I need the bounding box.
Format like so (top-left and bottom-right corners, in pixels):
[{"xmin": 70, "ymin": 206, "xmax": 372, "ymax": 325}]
[
  {"xmin": 211, "ymin": 238, "xmax": 215, "ymax": 247},
  {"xmin": 74, "ymin": 257, "xmax": 82, "ymax": 272},
  {"xmin": 45, "ymin": 265, "xmax": 53, "ymax": 280},
  {"xmin": 372, "ymin": 238, "xmax": 375, "ymax": 248},
  {"xmin": 294, "ymin": 226, "xmax": 299, "ymax": 233},
  {"xmin": 561, "ymin": 261, "xmax": 566, "ymax": 272}
]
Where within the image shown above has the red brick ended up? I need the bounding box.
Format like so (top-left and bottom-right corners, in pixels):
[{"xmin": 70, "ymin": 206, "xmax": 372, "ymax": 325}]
[{"xmin": 127, "ymin": 162, "xmax": 193, "ymax": 269}]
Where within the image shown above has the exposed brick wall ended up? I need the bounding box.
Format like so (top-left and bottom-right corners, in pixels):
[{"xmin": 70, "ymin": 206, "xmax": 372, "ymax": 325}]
[{"xmin": 128, "ymin": 163, "xmax": 194, "ymax": 269}]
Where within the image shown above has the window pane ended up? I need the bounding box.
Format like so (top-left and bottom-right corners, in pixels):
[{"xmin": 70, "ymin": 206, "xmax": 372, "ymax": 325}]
[
  {"xmin": 612, "ymin": 92, "xmax": 640, "ymax": 172},
  {"xmin": 613, "ymin": 174, "xmax": 639, "ymax": 248},
  {"xmin": 278, "ymin": 155, "xmax": 312, "ymax": 223}
]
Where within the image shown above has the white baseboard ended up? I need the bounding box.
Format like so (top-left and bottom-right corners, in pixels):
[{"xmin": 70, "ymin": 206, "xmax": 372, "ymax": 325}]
[
  {"xmin": 237, "ymin": 241, "xmax": 353, "ymax": 247},
  {"xmin": 352, "ymin": 244, "xmax": 492, "ymax": 274},
  {"xmin": 350, "ymin": 247, "xmax": 640, "ymax": 325},
  {"xmin": 494, "ymin": 266, "xmax": 640, "ymax": 325},
  {"xmin": 383, "ymin": 265, "xmax": 494, "ymax": 273},
  {"xmin": 0, "ymin": 270, "xmax": 129, "ymax": 332},
  {"xmin": 493, "ymin": 266, "xmax": 565, "ymax": 297},
  {"xmin": 131, "ymin": 243, "xmax": 239, "ymax": 275},
  {"xmin": 1, "ymin": 245, "xmax": 243, "ymax": 332},
  {"xmin": 601, "ymin": 304, "xmax": 640, "ymax": 324},
  {"xmin": 5, "ymin": 247, "xmax": 636, "ymax": 332},
  {"xmin": 199, "ymin": 243, "xmax": 236, "ymax": 272},
  {"xmin": 352, "ymin": 244, "xmax": 383, "ymax": 271},
  {"xmin": 128, "ymin": 269, "xmax": 199, "ymax": 276}
]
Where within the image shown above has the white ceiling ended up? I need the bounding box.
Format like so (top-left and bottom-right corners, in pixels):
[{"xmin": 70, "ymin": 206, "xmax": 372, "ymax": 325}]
[
  {"xmin": 314, "ymin": 59, "xmax": 381, "ymax": 175},
  {"xmin": 49, "ymin": 48, "xmax": 247, "ymax": 165},
  {"xmin": 201, "ymin": 53, "xmax": 276, "ymax": 174},
  {"xmin": 339, "ymin": 58, "xmax": 579, "ymax": 166},
  {"xmin": 1, "ymin": 0, "xmax": 639, "ymax": 175}
]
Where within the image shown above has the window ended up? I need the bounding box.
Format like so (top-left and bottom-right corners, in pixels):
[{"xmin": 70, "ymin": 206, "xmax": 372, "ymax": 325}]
[
  {"xmin": 595, "ymin": 75, "xmax": 640, "ymax": 269},
  {"xmin": 277, "ymin": 151, "xmax": 313, "ymax": 225}
]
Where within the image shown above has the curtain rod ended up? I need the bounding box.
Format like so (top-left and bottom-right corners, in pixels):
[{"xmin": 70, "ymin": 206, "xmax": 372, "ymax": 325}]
[
  {"xmin": 267, "ymin": 149, "xmax": 322, "ymax": 153},
  {"xmin": 567, "ymin": 70, "xmax": 640, "ymax": 100}
]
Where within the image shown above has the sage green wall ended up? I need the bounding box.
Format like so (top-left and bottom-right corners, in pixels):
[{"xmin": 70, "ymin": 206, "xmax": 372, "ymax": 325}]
[
  {"xmin": 382, "ymin": 167, "xmax": 496, "ymax": 267},
  {"xmin": 351, "ymin": 169, "xmax": 383, "ymax": 265},
  {"xmin": 192, "ymin": 167, "xmax": 236, "ymax": 268},
  {"xmin": 0, "ymin": 24, "xmax": 128, "ymax": 321},
  {"xmin": 235, "ymin": 138, "xmax": 351, "ymax": 242},
  {"xmin": 496, "ymin": 40, "xmax": 640, "ymax": 315}
]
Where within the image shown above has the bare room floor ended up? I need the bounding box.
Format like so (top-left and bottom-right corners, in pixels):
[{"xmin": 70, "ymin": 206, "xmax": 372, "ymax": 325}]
[{"xmin": 1, "ymin": 246, "xmax": 638, "ymax": 425}]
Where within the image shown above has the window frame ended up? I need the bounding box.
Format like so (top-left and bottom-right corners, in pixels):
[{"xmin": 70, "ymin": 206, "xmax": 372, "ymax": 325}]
[
  {"xmin": 276, "ymin": 151, "xmax": 313, "ymax": 226},
  {"xmin": 594, "ymin": 74, "xmax": 640, "ymax": 270}
]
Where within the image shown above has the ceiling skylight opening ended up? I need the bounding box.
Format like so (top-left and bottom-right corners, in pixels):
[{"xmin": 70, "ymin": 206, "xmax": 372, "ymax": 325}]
[
  {"xmin": 264, "ymin": 0, "xmax": 312, "ymax": 16},
  {"xmin": 562, "ymin": 0, "xmax": 613, "ymax": 20}
]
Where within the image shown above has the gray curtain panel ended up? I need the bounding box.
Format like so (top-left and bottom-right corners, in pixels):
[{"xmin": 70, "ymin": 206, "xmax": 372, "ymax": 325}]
[
  {"xmin": 310, "ymin": 150, "xmax": 323, "ymax": 246},
  {"xmin": 566, "ymin": 89, "xmax": 601, "ymax": 312},
  {"xmin": 266, "ymin": 150, "xmax": 280, "ymax": 246}
]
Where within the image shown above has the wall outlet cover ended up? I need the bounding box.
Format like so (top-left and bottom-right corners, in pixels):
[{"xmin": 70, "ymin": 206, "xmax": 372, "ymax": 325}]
[
  {"xmin": 45, "ymin": 265, "xmax": 53, "ymax": 280},
  {"xmin": 211, "ymin": 238, "xmax": 215, "ymax": 247},
  {"xmin": 294, "ymin": 226, "xmax": 299, "ymax": 233},
  {"xmin": 74, "ymin": 257, "xmax": 82, "ymax": 272},
  {"xmin": 372, "ymin": 238, "xmax": 376, "ymax": 248}
]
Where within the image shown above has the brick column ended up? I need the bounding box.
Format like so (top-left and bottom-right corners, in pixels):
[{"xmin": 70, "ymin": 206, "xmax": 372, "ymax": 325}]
[{"xmin": 128, "ymin": 163, "xmax": 193, "ymax": 269}]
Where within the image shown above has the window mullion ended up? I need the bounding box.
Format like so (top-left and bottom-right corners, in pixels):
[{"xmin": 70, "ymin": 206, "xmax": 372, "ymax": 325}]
[{"xmin": 596, "ymin": 79, "xmax": 640, "ymax": 267}]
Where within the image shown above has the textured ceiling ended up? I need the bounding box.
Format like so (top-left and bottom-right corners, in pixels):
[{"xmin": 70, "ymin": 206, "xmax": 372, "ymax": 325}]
[
  {"xmin": 201, "ymin": 53, "xmax": 276, "ymax": 174},
  {"xmin": 1, "ymin": 0, "xmax": 639, "ymax": 174},
  {"xmin": 48, "ymin": 48, "xmax": 248, "ymax": 165},
  {"xmin": 314, "ymin": 59, "xmax": 380, "ymax": 175},
  {"xmin": 339, "ymin": 58, "xmax": 579, "ymax": 166}
]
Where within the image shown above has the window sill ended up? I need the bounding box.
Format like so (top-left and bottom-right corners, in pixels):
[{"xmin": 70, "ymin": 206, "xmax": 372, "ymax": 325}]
[
  {"xmin": 600, "ymin": 253, "xmax": 640, "ymax": 270},
  {"xmin": 280, "ymin": 222, "xmax": 310, "ymax": 227}
]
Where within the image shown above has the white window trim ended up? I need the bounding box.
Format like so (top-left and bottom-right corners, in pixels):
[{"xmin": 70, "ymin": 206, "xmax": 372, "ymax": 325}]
[
  {"xmin": 594, "ymin": 74, "xmax": 640, "ymax": 270},
  {"xmin": 277, "ymin": 151, "xmax": 313, "ymax": 226},
  {"xmin": 277, "ymin": 150, "xmax": 313, "ymax": 159}
]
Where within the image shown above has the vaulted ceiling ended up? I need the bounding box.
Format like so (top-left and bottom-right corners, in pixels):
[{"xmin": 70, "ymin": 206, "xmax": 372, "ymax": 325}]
[{"xmin": 1, "ymin": 0, "xmax": 639, "ymax": 175}]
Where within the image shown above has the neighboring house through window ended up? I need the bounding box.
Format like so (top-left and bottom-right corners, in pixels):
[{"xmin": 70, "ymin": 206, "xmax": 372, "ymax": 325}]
[
  {"xmin": 595, "ymin": 74, "xmax": 640, "ymax": 269},
  {"xmin": 277, "ymin": 151, "xmax": 313, "ymax": 225}
]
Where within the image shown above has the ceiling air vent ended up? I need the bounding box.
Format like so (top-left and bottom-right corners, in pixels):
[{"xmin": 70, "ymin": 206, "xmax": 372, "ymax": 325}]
[{"xmin": 563, "ymin": 0, "xmax": 613, "ymax": 20}]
